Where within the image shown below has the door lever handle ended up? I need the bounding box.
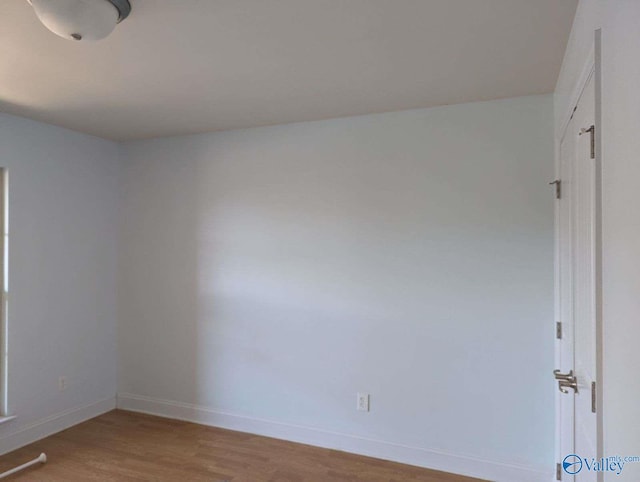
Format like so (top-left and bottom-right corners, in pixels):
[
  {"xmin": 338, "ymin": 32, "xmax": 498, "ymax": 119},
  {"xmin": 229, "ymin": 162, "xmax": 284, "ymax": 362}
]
[
  {"xmin": 553, "ymin": 369, "xmax": 574, "ymax": 381},
  {"xmin": 554, "ymin": 370, "xmax": 578, "ymax": 394},
  {"xmin": 558, "ymin": 378, "xmax": 579, "ymax": 394}
]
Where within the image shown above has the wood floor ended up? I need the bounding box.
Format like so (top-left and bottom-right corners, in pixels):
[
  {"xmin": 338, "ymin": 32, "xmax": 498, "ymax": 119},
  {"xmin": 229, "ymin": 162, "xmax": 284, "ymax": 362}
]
[{"xmin": 0, "ymin": 410, "xmax": 485, "ymax": 481}]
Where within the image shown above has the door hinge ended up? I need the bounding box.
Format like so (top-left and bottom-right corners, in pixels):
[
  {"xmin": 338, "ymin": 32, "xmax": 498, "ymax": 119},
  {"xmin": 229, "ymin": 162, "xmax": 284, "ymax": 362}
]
[
  {"xmin": 557, "ymin": 462, "xmax": 562, "ymax": 480},
  {"xmin": 592, "ymin": 381, "xmax": 597, "ymax": 413},
  {"xmin": 580, "ymin": 125, "xmax": 595, "ymax": 159},
  {"xmin": 556, "ymin": 322, "xmax": 562, "ymax": 339},
  {"xmin": 549, "ymin": 180, "xmax": 561, "ymax": 199}
]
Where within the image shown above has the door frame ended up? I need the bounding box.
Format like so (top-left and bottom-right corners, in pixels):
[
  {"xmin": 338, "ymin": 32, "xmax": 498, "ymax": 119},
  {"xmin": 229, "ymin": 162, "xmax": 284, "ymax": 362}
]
[{"xmin": 553, "ymin": 29, "xmax": 603, "ymax": 481}]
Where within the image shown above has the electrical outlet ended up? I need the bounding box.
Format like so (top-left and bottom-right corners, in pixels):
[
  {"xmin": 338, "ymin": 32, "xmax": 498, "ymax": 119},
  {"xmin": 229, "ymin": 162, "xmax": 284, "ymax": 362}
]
[
  {"xmin": 357, "ymin": 392, "xmax": 369, "ymax": 412},
  {"xmin": 58, "ymin": 376, "xmax": 67, "ymax": 392}
]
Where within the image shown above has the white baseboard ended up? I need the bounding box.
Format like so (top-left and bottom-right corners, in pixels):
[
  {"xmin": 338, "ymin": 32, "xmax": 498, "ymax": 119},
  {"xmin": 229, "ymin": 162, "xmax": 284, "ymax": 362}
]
[
  {"xmin": 117, "ymin": 393, "xmax": 550, "ymax": 482},
  {"xmin": 0, "ymin": 397, "xmax": 116, "ymax": 456}
]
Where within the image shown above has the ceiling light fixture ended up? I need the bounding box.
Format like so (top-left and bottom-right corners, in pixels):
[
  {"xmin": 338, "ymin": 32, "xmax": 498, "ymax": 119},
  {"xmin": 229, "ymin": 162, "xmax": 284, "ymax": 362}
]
[{"xmin": 27, "ymin": 0, "xmax": 131, "ymax": 41}]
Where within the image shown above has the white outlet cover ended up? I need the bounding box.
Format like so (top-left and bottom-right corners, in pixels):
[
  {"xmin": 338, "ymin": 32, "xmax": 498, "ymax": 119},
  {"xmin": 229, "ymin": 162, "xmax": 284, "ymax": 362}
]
[{"xmin": 357, "ymin": 392, "xmax": 369, "ymax": 412}]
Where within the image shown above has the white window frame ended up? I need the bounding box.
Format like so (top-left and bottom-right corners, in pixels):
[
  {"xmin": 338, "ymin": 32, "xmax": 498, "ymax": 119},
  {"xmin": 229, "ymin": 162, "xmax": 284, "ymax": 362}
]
[{"xmin": 0, "ymin": 169, "xmax": 9, "ymax": 417}]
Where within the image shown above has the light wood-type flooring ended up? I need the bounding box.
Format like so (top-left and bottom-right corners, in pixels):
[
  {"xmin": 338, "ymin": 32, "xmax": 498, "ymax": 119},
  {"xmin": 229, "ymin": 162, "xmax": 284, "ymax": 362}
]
[{"xmin": 0, "ymin": 410, "xmax": 486, "ymax": 481}]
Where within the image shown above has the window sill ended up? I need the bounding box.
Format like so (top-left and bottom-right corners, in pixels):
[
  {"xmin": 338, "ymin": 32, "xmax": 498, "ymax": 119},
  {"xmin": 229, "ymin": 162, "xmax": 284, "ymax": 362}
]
[{"xmin": 0, "ymin": 415, "xmax": 16, "ymax": 425}]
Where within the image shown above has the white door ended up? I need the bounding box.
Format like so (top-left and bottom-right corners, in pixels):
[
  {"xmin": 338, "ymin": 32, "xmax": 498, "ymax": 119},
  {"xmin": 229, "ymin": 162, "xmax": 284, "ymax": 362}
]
[{"xmin": 555, "ymin": 71, "xmax": 599, "ymax": 482}]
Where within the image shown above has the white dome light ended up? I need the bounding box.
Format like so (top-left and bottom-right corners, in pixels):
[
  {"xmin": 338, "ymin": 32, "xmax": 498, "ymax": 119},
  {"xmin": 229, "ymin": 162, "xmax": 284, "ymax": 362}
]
[{"xmin": 29, "ymin": 0, "xmax": 131, "ymax": 41}]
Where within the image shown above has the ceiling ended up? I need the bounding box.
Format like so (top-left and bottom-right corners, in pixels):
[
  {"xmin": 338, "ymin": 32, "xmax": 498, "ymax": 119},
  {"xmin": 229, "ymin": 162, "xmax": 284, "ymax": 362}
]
[{"xmin": 0, "ymin": 0, "xmax": 577, "ymax": 141}]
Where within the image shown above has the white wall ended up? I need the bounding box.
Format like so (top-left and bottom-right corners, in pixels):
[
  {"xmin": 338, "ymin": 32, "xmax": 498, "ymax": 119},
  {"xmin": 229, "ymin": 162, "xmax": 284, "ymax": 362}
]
[
  {"xmin": 118, "ymin": 95, "xmax": 555, "ymax": 481},
  {"xmin": 555, "ymin": 2, "xmax": 640, "ymax": 480},
  {"xmin": 0, "ymin": 114, "xmax": 120, "ymax": 454},
  {"xmin": 600, "ymin": 2, "xmax": 640, "ymax": 478}
]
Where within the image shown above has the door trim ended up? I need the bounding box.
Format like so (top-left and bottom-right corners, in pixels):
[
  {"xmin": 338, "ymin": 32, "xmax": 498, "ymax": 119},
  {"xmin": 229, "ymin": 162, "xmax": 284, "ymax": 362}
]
[{"xmin": 593, "ymin": 29, "xmax": 604, "ymax": 482}]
